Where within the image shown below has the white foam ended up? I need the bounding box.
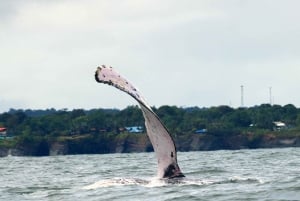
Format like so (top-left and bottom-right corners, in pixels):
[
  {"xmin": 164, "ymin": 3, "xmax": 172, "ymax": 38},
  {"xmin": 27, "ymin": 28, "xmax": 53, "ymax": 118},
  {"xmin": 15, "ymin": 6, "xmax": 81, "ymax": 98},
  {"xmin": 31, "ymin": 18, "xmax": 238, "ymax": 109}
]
[
  {"xmin": 82, "ymin": 178, "xmax": 149, "ymax": 189},
  {"xmin": 228, "ymin": 176, "xmax": 264, "ymax": 184},
  {"xmin": 143, "ymin": 177, "xmax": 168, "ymax": 188},
  {"xmin": 83, "ymin": 177, "xmax": 217, "ymax": 189}
]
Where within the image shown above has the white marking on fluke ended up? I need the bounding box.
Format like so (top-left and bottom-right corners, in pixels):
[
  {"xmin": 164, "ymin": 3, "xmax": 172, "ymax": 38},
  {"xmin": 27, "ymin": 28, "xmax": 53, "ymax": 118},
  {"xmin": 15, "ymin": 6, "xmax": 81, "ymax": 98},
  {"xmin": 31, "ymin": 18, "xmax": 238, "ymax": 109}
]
[{"xmin": 95, "ymin": 65, "xmax": 184, "ymax": 178}]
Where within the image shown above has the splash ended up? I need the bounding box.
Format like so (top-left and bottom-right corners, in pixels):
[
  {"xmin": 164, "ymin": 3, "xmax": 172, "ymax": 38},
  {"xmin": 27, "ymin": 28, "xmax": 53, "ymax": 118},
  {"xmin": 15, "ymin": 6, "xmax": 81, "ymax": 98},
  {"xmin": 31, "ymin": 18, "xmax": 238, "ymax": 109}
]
[
  {"xmin": 82, "ymin": 177, "xmax": 214, "ymax": 189},
  {"xmin": 82, "ymin": 178, "xmax": 150, "ymax": 189},
  {"xmin": 95, "ymin": 65, "xmax": 184, "ymax": 178}
]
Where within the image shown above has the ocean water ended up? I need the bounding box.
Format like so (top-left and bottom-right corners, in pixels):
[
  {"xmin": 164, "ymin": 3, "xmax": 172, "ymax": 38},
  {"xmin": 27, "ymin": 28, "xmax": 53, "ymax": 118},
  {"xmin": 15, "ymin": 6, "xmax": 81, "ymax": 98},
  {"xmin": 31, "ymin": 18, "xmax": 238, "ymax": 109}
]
[{"xmin": 1, "ymin": 148, "xmax": 300, "ymax": 201}]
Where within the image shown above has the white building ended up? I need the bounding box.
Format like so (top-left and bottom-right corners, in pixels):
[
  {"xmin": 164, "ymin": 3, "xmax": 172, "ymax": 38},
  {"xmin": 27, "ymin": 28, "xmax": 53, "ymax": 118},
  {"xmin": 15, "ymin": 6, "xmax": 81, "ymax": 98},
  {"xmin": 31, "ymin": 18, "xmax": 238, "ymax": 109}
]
[{"xmin": 273, "ymin": 121, "xmax": 287, "ymax": 131}]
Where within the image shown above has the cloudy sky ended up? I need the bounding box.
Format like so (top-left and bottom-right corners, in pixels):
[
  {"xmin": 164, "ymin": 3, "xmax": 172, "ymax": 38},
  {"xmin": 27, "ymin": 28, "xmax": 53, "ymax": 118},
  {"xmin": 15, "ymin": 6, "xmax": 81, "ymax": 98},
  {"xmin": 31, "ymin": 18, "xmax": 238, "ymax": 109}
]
[{"xmin": 1, "ymin": 0, "xmax": 300, "ymax": 112}]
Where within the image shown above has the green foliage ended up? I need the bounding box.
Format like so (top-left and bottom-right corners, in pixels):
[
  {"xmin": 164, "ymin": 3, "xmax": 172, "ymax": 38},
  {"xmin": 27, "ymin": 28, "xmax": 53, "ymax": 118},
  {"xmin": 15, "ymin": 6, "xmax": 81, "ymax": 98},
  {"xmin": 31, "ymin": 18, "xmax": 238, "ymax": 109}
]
[
  {"xmin": 0, "ymin": 104, "xmax": 300, "ymax": 147},
  {"xmin": 0, "ymin": 138, "xmax": 16, "ymax": 148}
]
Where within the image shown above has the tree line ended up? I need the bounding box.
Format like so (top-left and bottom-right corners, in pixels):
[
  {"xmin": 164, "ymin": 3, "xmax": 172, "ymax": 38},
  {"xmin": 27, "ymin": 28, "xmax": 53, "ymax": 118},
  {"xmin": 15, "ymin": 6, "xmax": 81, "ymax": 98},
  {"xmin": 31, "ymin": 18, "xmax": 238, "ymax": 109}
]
[{"xmin": 1, "ymin": 104, "xmax": 300, "ymax": 140}]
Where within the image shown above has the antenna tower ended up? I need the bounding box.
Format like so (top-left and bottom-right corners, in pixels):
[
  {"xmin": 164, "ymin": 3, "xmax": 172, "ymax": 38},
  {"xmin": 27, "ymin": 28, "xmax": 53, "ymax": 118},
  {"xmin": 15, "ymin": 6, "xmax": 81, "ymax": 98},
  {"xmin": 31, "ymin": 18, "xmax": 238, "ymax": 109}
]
[
  {"xmin": 241, "ymin": 85, "xmax": 244, "ymax": 107},
  {"xmin": 269, "ymin": 87, "xmax": 272, "ymax": 105}
]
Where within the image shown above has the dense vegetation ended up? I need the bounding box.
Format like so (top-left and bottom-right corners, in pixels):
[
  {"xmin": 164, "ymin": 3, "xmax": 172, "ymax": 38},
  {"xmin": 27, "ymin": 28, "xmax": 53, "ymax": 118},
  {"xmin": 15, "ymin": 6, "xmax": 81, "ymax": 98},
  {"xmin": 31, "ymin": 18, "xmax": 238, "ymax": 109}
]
[{"xmin": 1, "ymin": 103, "xmax": 300, "ymax": 154}]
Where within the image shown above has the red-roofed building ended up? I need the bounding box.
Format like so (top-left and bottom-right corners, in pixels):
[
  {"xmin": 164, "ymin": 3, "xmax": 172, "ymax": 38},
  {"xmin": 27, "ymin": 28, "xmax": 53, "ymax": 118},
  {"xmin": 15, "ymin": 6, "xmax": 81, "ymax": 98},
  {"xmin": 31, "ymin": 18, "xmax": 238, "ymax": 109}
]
[{"xmin": 0, "ymin": 127, "xmax": 7, "ymax": 136}]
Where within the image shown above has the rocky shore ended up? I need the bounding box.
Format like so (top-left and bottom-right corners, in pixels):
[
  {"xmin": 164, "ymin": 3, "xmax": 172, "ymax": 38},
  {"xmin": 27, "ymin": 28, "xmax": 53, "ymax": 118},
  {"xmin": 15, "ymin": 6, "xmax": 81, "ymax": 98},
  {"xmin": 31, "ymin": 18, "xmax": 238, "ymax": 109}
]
[{"xmin": 1, "ymin": 133, "xmax": 300, "ymax": 157}]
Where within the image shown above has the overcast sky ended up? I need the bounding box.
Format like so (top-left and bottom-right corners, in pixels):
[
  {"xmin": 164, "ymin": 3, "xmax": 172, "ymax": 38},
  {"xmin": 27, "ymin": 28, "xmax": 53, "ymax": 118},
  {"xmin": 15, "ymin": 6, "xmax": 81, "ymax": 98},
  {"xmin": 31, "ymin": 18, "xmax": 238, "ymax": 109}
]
[{"xmin": 1, "ymin": 0, "xmax": 300, "ymax": 112}]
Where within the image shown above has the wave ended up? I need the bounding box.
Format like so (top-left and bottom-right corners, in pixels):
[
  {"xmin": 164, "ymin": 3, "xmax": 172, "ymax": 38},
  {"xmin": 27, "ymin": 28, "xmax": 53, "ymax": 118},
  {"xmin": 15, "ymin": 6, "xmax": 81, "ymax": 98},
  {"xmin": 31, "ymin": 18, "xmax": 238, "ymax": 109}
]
[{"xmin": 83, "ymin": 176, "xmax": 263, "ymax": 189}]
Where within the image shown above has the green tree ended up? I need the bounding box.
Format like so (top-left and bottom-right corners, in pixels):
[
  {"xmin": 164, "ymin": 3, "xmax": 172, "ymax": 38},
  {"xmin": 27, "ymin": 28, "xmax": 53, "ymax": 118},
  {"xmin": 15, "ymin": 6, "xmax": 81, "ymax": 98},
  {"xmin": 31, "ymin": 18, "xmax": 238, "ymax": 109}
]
[
  {"xmin": 282, "ymin": 104, "xmax": 297, "ymax": 125},
  {"xmin": 226, "ymin": 108, "xmax": 251, "ymax": 127}
]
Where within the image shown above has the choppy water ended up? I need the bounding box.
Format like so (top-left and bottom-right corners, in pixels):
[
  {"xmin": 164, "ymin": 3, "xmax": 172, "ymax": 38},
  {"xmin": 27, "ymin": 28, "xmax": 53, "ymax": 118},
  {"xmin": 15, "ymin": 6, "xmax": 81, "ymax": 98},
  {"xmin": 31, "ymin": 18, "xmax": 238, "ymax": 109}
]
[{"xmin": 1, "ymin": 148, "xmax": 300, "ymax": 201}]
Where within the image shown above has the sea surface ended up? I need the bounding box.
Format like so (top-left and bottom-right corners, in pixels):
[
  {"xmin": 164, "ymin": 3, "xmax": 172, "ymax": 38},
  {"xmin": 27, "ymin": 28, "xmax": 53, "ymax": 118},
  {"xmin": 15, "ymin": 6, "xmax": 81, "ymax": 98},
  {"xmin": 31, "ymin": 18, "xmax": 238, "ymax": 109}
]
[{"xmin": 1, "ymin": 148, "xmax": 300, "ymax": 201}]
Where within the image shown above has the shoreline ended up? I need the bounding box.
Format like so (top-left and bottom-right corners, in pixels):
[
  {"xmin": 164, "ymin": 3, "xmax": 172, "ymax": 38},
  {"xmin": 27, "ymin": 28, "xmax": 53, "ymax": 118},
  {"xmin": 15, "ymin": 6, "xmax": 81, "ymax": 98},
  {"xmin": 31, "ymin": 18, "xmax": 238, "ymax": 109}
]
[{"xmin": 1, "ymin": 133, "xmax": 299, "ymax": 157}]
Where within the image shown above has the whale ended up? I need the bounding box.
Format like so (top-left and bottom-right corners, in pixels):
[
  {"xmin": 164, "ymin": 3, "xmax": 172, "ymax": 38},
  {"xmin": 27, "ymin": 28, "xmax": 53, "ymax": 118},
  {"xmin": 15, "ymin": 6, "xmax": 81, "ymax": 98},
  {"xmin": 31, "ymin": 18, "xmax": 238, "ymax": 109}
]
[{"xmin": 95, "ymin": 65, "xmax": 184, "ymax": 179}]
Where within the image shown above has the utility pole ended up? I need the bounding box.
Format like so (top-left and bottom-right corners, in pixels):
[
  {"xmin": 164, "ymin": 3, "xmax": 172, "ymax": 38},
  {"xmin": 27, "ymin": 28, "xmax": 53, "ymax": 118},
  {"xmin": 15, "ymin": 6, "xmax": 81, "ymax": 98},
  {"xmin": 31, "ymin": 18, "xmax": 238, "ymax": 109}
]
[
  {"xmin": 269, "ymin": 87, "xmax": 272, "ymax": 105},
  {"xmin": 241, "ymin": 85, "xmax": 244, "ymax": 107}
]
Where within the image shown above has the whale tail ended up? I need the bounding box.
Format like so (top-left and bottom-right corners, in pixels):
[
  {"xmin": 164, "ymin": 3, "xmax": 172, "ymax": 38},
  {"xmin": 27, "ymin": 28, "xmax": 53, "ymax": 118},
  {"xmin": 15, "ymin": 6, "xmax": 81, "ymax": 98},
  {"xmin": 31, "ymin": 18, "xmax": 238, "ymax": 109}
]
[{"xmin": 95, "ymin": 65, "xmax": 184, "ymax": 178}]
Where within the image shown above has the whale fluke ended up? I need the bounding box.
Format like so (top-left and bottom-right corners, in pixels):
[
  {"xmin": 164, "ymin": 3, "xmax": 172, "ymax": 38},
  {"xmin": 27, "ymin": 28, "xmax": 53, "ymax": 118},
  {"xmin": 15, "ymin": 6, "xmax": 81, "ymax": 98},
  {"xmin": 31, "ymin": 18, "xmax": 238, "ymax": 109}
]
[{"xmin": 95, "ymin": 65, "xmax": 184, "ymax": 178}]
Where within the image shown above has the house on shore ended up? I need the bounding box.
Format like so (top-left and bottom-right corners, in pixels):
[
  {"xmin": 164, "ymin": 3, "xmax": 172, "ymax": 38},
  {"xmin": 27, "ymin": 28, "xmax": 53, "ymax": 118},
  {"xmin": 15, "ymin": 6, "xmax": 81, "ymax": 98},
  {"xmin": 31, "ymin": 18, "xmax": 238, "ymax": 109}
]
[
  {"xmin": 273, "ymin": 121, "xmax": 287, "ymax": 131},
  {"xmin": 0, "ymin": 127, "xmax": 7, "ymax": 138}
]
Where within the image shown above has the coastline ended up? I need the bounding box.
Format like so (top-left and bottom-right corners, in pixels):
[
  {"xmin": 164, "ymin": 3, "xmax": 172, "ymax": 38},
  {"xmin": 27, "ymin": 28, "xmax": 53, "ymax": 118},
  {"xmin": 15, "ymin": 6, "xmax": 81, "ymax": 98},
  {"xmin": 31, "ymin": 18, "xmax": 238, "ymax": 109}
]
[{"xmin": 1, "ymin": 133, "xmax": 299, "ymax": 157}]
